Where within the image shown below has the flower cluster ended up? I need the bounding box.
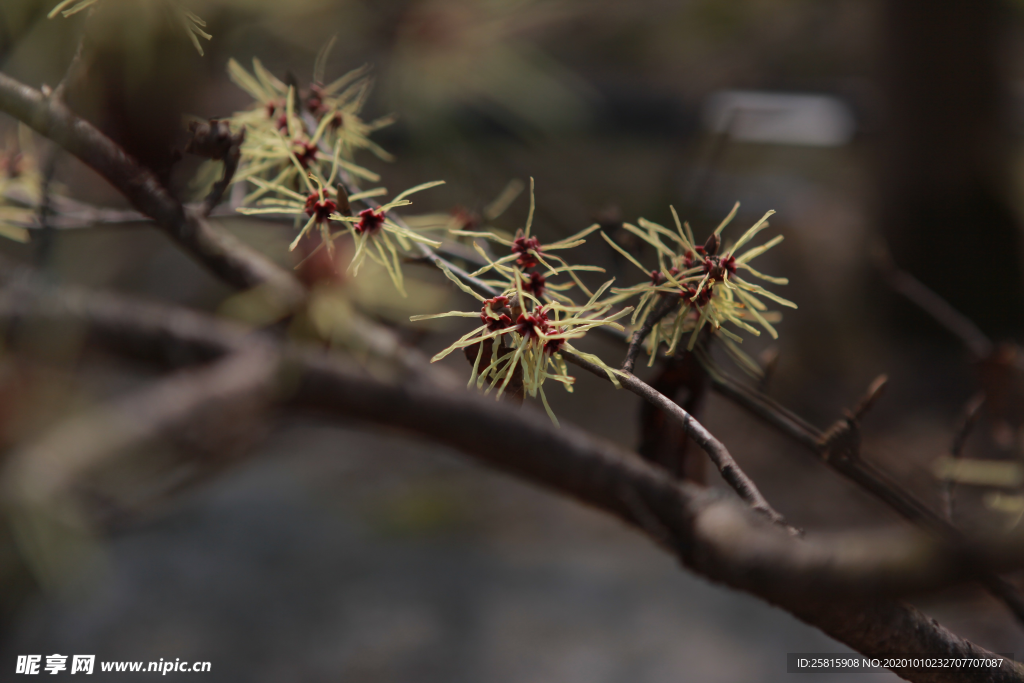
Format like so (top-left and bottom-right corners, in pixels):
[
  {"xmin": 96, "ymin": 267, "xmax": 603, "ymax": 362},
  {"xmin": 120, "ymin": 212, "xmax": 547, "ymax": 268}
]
[
  {"xmin": 412, "ymin": 263, "xmax": 629, "ymax": 425},
  {"xmin": 227, "ymin": 55, "xmax": 448, "ymax": 294},
  {"xmin": 407, "ymin": 180, "xmax": 633, "ymax": 423},
  {"xmin": 227, "ymin": 57, "xmax": 394, "ymax": 202},
  {"xmin": 450, "ymin": 179, "xmax": 606, "ymax": 305},
  {"xmin": 602, "ymin": 203, "xmax": 795, "ymax": 371}
]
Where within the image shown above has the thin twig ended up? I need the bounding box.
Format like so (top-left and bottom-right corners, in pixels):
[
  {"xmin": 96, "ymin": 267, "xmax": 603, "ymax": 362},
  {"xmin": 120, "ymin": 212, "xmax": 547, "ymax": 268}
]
[
  {"xmin": 757, "ymin": 347, "xmax": 780, "ymax": 393},
  {"xmin": 33, "ymin": 144, "xmax": 59, "ymax": 269},
  {"xmin": 50, "ymin": 12, "xmax": 90, "ymax": 103},
  {"xmin": 852, "ymin": 374, "xmax": 888, "ymax": 421},
  {"xmin": 565, "ymin": 350, "xmax": 797, "ymax": 534}
]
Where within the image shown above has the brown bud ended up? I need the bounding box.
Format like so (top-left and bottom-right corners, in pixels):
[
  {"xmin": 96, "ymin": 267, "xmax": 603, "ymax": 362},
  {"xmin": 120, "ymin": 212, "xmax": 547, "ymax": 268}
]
[
  {"xmin": 334, "ymin": 183, "xmax": 352, "ymax": 217},
  {"xmin": 703, "ymin": 232, "xmax": 721, "ymax": 256}
]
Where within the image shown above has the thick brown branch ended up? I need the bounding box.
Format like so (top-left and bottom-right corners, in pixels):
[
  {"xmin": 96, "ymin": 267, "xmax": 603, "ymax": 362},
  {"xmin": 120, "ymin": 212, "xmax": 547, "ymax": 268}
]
[
  {"xmin": 7, "ymin": 281, "xmax": 1024, "ymax": 589},
  {"xmin": 2, "ymin": 281, "xmax": 1024, "ymax": 682},
  {"xmin": 4, "ymin": 279, "xmax": 1024, "ymax": 679}
]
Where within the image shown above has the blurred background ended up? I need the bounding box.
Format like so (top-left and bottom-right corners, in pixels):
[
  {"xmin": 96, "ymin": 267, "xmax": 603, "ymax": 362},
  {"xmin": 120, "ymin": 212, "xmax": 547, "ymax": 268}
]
[{"xmin": 0, "ymin": 0, "xmax": 1023, "ymax": 680}]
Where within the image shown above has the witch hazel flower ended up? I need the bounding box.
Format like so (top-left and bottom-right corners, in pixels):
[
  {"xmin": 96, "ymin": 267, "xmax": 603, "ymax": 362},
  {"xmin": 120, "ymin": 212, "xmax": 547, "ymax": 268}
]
[
  {"xmin": 236, "ymin": 142, "xmax": 387, "ymax": 255},
  {"xmin": 602, "ymin": 203, "xmax": 795, "ymax": 369},
  {"xmin": 451, "ymin": 178, "xmax": 606, "ymax": 303},
  {"xmin": 329, "ymin": 181, "xmax": 447, "ymax": 295},
  {"xmin": 226, "ymin": 59, "xmax": 383, "ymax": 199},
  {"xmin": 305, "ymin": 41, "xmax": 398, "ymax": 164},
  {"xmin": 411, "ymin": 263, "xmax": 630, "ymax": 425}
]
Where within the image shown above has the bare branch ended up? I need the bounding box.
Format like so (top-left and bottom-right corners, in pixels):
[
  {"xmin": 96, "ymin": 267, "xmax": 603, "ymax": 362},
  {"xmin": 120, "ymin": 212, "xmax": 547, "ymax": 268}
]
[
  {"xmin": 756, "ymin": 347, "xmax": 779, "ymax": 393},
  {"xmin": 50, "ymin": 12, "xmax": 90, "ymax": 103},
  {"xmin": 944, "ymin": 393, "xmax": 986, "ymax": 523},
  {"xmin": 952, "ymin": 393, "xmax": 986, "ymax": 458},
  {"xmin": 5, "ymin": 276, "xmax": 1024, "ymax": 679},
  {"xmin": 9, "ymin": 280, "xmax": 1024, "ymax": 587}
]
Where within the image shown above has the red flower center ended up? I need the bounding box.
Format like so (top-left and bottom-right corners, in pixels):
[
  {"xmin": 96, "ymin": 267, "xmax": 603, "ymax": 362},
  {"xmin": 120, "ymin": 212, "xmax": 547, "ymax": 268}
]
[
  {"xmin": 451, "ymin": 206, "xmax": 480, "ymax": 231},
  {"xmin": 480, "ymin": 296, "xmax": 512, "ymax": 331},
  {"xmin": 683, "ymin": 284, "xmax": 712, "ymax": 308},
  {"xmin": 524, "ymin": 271, "xmax": 546, "ymax": 297},
  {"xmin": 294, "ymin": 140, "xmax": 318, "ymax": 168},
  {"xmin": 306, "ymin": 85, "xmax": 327, "ymax": 117},
  {"xmin": 355, "ymin": 208, "xmax": 385, "ymax": 235},
  {"xmin": 516, "ymin": 305, "xmax": 552, "ymax": 340},
  {"xmin": 511, "ymin": 235, "xmax": 542, "ymax": 269},
  {"xmin": 702, "ymin": 254, "xmax": 736, "ymax": 282},
  {"xmin": 1, "ymin": 153, "xmax": 22, "ymax": 179},
  {"xmin": 544, "ymin": 330, "xmax": 566, "ymax": 355},
  {"xmin": 304, "ymin": 193, "xmax": 337, "ymax": 223}
]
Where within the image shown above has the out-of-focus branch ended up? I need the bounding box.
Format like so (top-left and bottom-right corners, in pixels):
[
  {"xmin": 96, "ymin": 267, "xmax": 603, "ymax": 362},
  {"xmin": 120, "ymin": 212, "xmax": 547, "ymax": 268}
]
[
  {"xmin": 876, "ymin": 246, "xmax": 993, "ymax": 359},
  {"xmin": 50, "ymin": 9, "xmax": 91, "ymax": 103},
  {"xmin": 5, "ymin": 280, "xmax": 1024, "ymax": 591},
  {"xmin": 4, "ymin": 345, "xmax": 279, "ymax": 516},
  {"xmin": 0, "ymin": 70, "xmax": 305, "ymax": 309},
  {"xmin": 2, "ymin": 281, "xmax": 1024, "ymax": 682}
]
